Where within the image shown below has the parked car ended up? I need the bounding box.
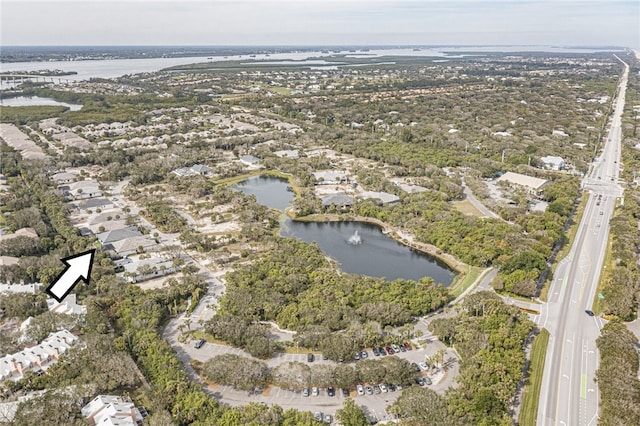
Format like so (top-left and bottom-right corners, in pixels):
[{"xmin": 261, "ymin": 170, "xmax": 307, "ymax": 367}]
[
  {"xmin": 312, "ymin": 387, "xmax": 320, "ymax": 396},
  {"xmin": 322, "ymin": 353, "xmax": 328, "ymax": 360},
  {"xmin": 385, "ymin": 346, "xmax": 394, "ymax": 355},
  {"xmin": 194, "ymin": 338, "xmax": 205, "ymax": 349},
  {"xmin": 391, "ymin": 344, "xmax": 400, "ymax": 353},
  {"xmin": 379, "ymin": 384, "xmax": 388, "ymax": 393},
  {"xmin": 307, "ymin": 353, "xmax": 315, "ymax": 362},
  {"xmin": 327, "ymin": 386, "xmax": 335, "ymax": 397},
  {"xmin": 357, "ymin": 385, "xmax": 365, "ymax": 396},
  {"xmin": 342, "ymin": 388, "xmax": 350, "ymax": 397},
  {"xmin": 403, "ymin": 342, "xmax": 412, "ymax": 351},
  {"xmin": 303, "ymin": 387, "xmax": 310, "ymax": 397},
  {"xmin": 399, "ymin": 345, "xmax": 406, "ymax": 352},
  {"xmin": 360, "ymin": 350, "xmax": 368, "ymax": 359},
  {"xmin": 354, "ymin": 352, "xmax": 360, "ymax": 361},
  {"xmin": 419, "ymin": 362, "xmax": 429, "ymax": 371},
  {"xmin": 416, "ymin": 377, "xmax": 425, "ymax": 386},
  {"xmin": 387, "ymin": 384, "xmax": 396, "ymax": 392},
  {"xmin": 324, "ymin": 414, "xmax": 332, "ymax": 424},
  {"xmin": 378, "ymin": 347, "xmax": 387, "ymax": 356},
  {"xmin": 411, "ymin": 362, "xmax": 420, "ymax": 372},
  {"xmin": 314, "ymin": 412, "xmax": 323, "ymax": 422},
  {"xmin": 365, "ymin": 385, "xmax": 374, "ymax": 395},
  {"xmin": 423, "ymin": 377, "xmax": 432, "ymax": 385},
  {"xmin": 372, "ymin": 347, "xmax": 380, "ymax": 356}
]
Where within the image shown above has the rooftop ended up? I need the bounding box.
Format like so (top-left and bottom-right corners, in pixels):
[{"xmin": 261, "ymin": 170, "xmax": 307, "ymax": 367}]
[{"xmin": 497, "ymin": 171, "xmax": 548, "ymax": 190}]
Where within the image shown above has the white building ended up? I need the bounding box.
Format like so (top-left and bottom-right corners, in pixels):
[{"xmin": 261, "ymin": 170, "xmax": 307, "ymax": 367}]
[
  {"xmin": 496, "ymin": 171, "xmax": 548, "ymax": 194},
  {"xmin": 0, "ymin": 330, "xmax": 78, "ymax": 384},
  {"xmin": 120, "ymin": 257, "xmax": 180, "ymax": 283},
  {"xmin": 82, "ymin": 395, "xmax": 145, "ymax": 426},
  {"xmin": 540, "ymin": 155, "xmax": 565, "ymax": 170},
  {"xmin": 46, "ymin": 293, "xmax": 86, "ymax": 316}
]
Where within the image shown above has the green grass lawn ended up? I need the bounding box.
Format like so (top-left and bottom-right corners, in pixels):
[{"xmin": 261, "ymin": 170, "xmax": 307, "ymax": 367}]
[
  {"xmin": 449, "ymin": 266, "xmax": 485, "ymax": 298},
  {"xmin": 519, "ymin": 328, "xmax": 550, "ymax": 426}
]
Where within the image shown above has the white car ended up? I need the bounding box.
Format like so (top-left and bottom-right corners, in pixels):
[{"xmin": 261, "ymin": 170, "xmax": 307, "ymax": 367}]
[
  {"xmin": 312, "ymin": 387, "xmax": 319, "ymax": 396},
  {"xmin": 356, "ymin": 384, "xmax": 365, "ymax": 396},
  {"xmin": 379, "ymin": 384, "xmax": 388, "ymax": 392},
  {"xmin": 419, "ymin": 362, "xmax": 429, "ymax": 370}
]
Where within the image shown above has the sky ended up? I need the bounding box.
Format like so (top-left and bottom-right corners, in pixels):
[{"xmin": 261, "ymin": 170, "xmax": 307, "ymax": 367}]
[{"xmin": 1, "ymin": 0, "xmax": 639, "ymax": 47}]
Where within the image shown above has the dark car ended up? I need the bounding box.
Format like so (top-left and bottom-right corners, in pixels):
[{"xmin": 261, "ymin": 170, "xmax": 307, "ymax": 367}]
[
  {"xmin": 342, "ymin": 388, "xmax": 350, "ymax": 397},
  {"xmin": 194, "ymin": 338, "xmax": 205, "ymax": 349},
  {"xmin": 585, "ymin": 310, "xmax": 595, "ymax": 316},
  {"xmin": 378, "ymin": 347, "xmax": 387, "ymax": 356},
  {"xmin": 372, "ymin": 347, "xmax": 380, "ymax": 356},
  {"xmin": 411, "ymin": 362, "xmax": 420, "ymax": 372},
  {"xmin": 387, "ymin": 384, "xmax": 396, "ymax": 392},
  {"xmin": 385, "ymin": 346, "xmax": 394, "ymax": 355},
  {"xmin": 327, "ymin": 387, "xmax": 335, "ymax": 397},
  {"xmin": 307, "ymin": 353, "xmax": 315, "ymax": 362},
  {"xmin": 399, "ymin": 345, "xmax": 406, "ymax": 352}
]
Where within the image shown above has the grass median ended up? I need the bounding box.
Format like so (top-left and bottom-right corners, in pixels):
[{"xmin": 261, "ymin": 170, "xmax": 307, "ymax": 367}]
[{"xmin": 519, "ymin": 328, "xmax": 550, "ymax": 426}]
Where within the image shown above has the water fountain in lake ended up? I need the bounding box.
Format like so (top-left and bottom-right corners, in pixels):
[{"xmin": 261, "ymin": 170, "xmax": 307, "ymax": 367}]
[{"xmin": 347, "ymin": 230, "xmax": 362, "ymax": 245}]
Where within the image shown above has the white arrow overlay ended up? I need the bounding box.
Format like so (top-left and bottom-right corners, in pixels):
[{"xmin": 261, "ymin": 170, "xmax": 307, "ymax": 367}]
[{"xmin": 45, "ymin": 249, "xmax": 95, "ymax": 302}]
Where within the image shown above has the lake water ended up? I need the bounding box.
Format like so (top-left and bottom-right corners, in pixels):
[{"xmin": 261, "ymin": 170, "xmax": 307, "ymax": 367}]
[
  {"xmin": 233, "ymin": 175, "xmax": 294, "ymax": 211},
  {"xmin": 0, "ymin": 96, "xmax": 82, "ymax": 110},
  {"xmin": 281, "ymin": 220, "xmax": 456, "ymax": 285}
]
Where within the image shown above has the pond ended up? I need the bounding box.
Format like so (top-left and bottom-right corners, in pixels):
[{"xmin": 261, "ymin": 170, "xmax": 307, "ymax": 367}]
[
  {"xmin": 0, "ymin": 96, "xmax": 83, "ymax": 111},
  {"xmin": 234, "ymin": 174, "xmax": 456, "ymax": 285},
  {"xmin": 233, "ymin": 175, "xmax": 294, "ymax": 211},
  {"xmin": 281, "ymin": 220, "xmax": 456, "ymax": 286}
]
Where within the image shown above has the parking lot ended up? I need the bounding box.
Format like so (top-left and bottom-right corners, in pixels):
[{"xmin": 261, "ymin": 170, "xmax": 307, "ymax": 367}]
[{"xmin": 167, "ymin": 317, "xmax": 459, "ymax": 418}]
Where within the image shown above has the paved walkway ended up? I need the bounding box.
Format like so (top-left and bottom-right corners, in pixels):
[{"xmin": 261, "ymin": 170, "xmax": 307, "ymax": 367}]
[{"xmin": 461, "ymin": 179, "xmax": 501, "ymax": 219}]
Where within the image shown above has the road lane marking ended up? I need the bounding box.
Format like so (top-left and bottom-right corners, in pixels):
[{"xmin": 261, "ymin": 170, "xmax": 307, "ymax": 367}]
[{"xmin": 581, "ymin": 374, "xmax": 587, "ymax": 399}]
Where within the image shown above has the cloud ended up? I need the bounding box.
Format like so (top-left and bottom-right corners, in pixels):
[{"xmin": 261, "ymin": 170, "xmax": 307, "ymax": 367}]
[{"xmin": 1, "ymin": 0, "xmax": 638, "ymax": 46}]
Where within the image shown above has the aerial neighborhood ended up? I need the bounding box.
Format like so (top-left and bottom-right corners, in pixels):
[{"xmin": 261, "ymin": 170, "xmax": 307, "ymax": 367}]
[{"xmin": 0, "ymin": 38, "xmax": 638, "ymax": 426}]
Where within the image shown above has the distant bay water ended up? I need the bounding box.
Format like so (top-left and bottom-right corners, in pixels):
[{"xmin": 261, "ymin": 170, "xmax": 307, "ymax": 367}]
[{"xmin": 0, "ymin": 46, "xmax": 623, "ymax": 82}]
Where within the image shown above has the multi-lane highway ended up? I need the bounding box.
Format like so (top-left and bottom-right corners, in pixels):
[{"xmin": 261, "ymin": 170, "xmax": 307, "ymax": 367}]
[{"xmin": 537, "ymin": 56, "xmax": 628, "ymax": 426}]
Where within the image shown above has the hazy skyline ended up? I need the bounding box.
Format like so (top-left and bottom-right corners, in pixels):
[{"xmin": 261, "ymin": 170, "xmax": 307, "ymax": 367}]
[{"xmin": 1, "ymin": 1, "xmax": 639, "ymax": 48}]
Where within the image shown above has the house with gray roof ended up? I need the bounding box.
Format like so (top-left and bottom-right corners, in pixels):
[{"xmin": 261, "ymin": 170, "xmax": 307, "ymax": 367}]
[
  {"xmin": 97, "ymin": 228, "xmax": 142, "ymax": 245},
  {"xmin": 110, "ymin": 236, "xmax": 157, "ymax": 256},
  {"xmin": 239, "ymin": 155, "xmax": 260, "ymax": 166},
  {"xmin": 78, "ymin": 198, "xmax": 114, "ymax": 213},
  {"xmin": 50, "ymin": 172, "xmax": 76, "ymax": 185},
  {"xmin": 358, "ymin": 191, "xmax": 400, "ymax": 205},
  {"xmin": 321, "ymin": 193, "xmax": 354, "ymax": 210}
]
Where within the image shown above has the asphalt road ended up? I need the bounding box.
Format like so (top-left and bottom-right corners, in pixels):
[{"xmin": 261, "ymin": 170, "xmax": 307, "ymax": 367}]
[{"xmin": 537, "ymin": 56, "xmax": 628, "ymax": 426}]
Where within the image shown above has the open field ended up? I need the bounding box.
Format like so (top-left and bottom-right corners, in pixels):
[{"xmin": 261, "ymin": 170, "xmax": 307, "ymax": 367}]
[
  {"xmin": 452, "ymin": 199, "xmax": 485, "ymax": 217},
  {"xmin": 519, "ymin": 328, "xmax": 550, "ymax": 426}
]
